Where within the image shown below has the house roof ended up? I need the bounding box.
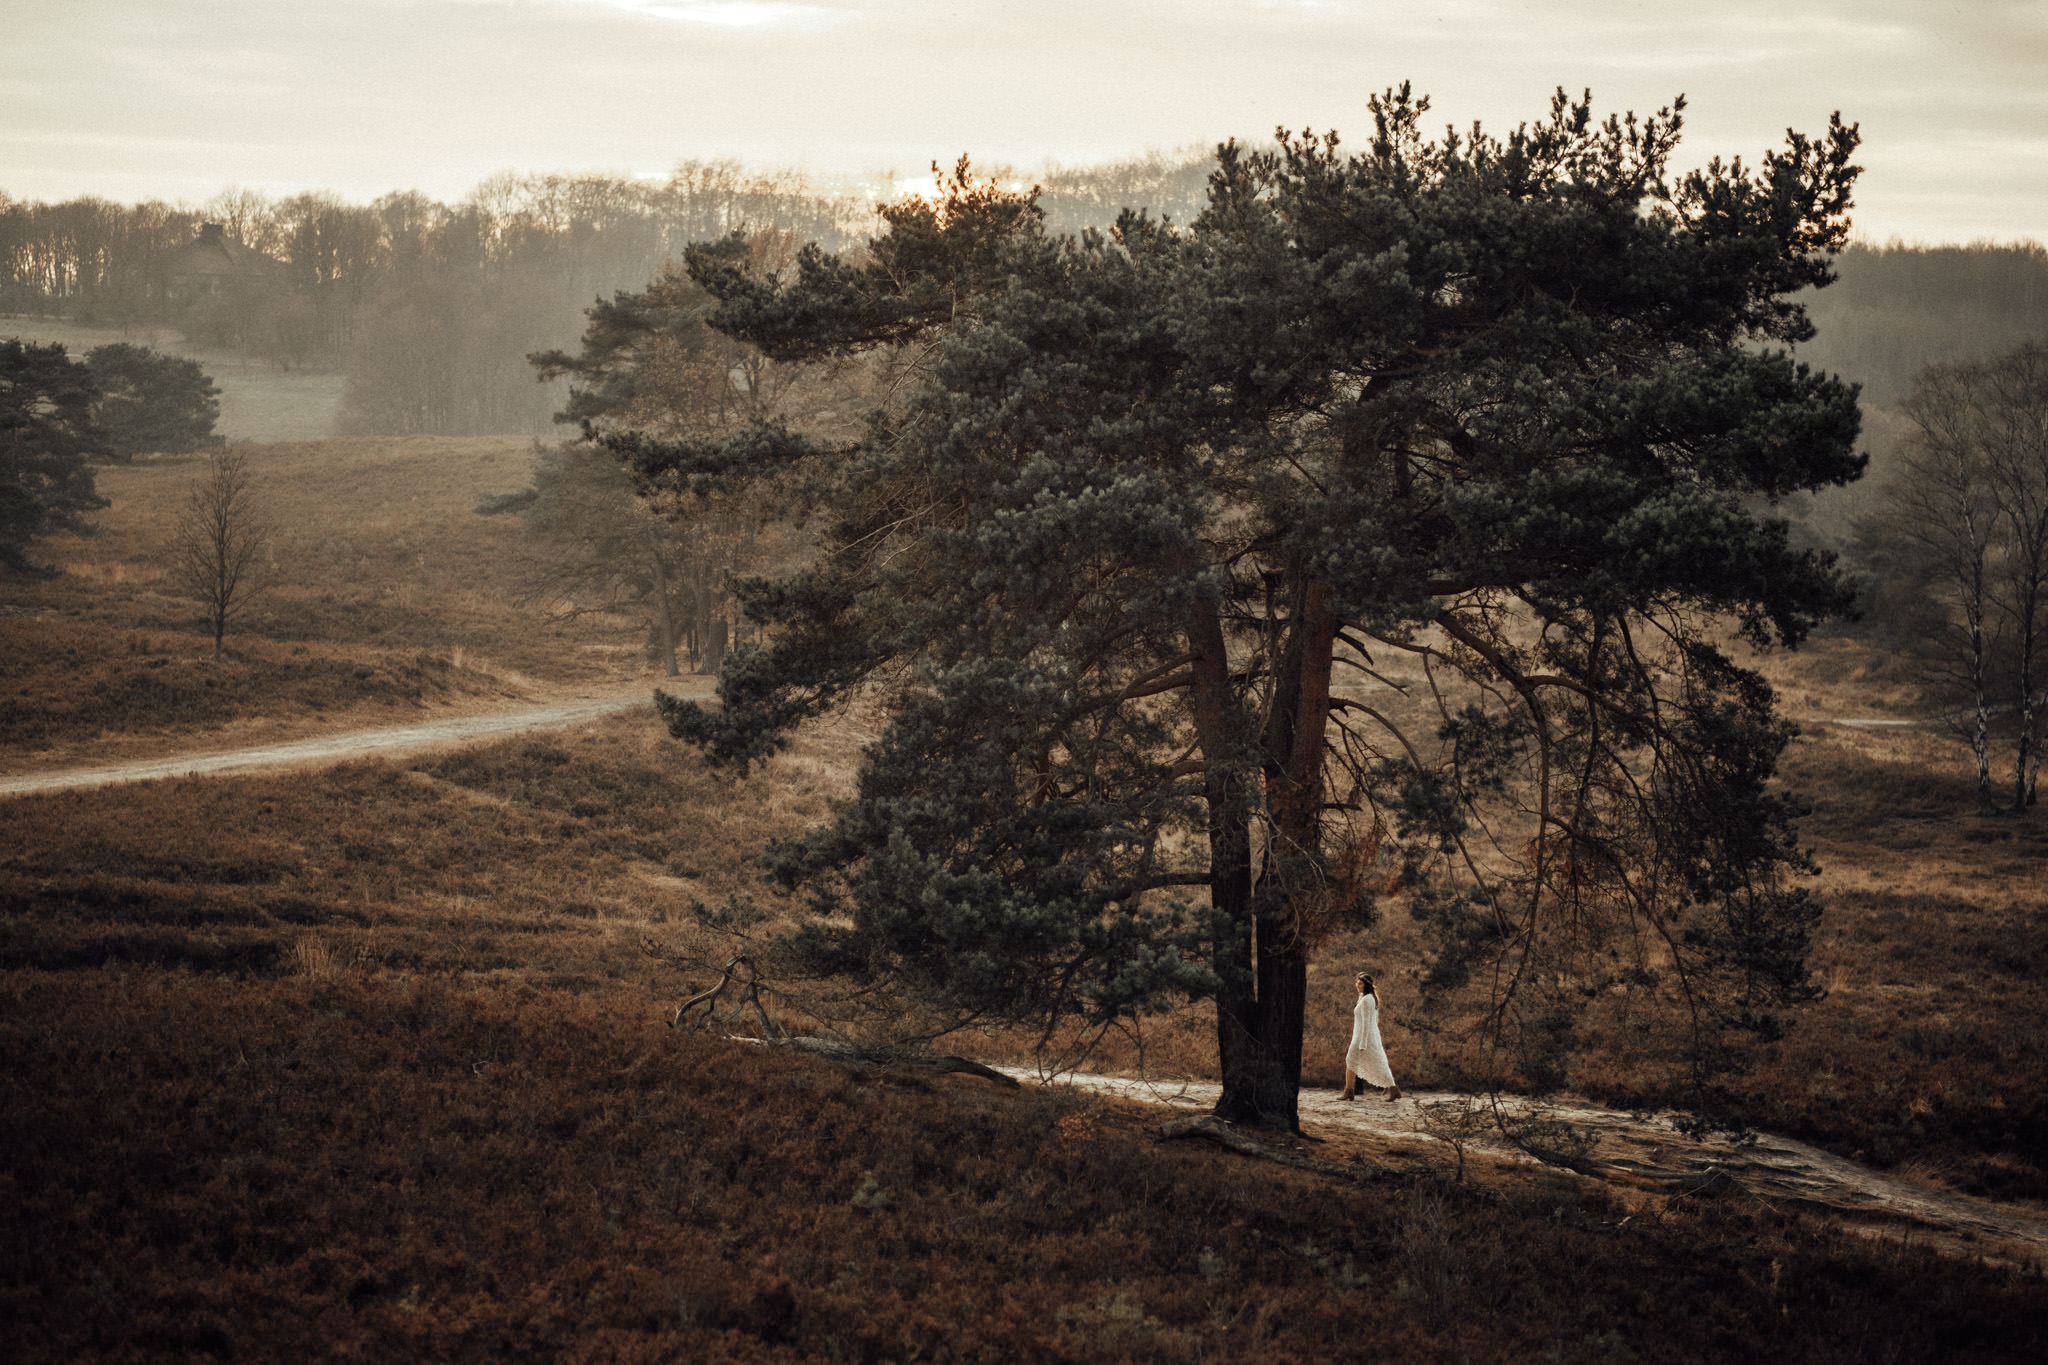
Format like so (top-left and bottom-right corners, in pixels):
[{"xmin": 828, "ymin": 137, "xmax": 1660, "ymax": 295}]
[{"xmin": 163, "ymin": 223, "xmax": 281, "ymax": 279}]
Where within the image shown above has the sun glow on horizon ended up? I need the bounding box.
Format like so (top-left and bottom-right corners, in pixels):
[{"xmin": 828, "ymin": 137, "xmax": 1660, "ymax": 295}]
[{"xmin": 551, "ymin": 0, "xmax": 834, "ymax": 30}]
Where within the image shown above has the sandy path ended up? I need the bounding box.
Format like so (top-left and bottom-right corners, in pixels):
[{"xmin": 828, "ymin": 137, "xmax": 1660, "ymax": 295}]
[
  {"xmin": 1003, "ymin": 1068, "xmax": 2048, "ymax": 1264},
  {"xmin": 0, "ymin": 683, "xmax": 708, "ymax": 799}
]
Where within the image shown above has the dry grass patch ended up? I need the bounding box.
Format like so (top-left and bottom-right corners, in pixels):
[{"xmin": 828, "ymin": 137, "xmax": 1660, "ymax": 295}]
[
  {"xmin": 3, "ymin": 966, "xmax": 2041, "ymax": 1363},
  {"xmin": 0, "ymin": 712, "xmax": 843, "ymax": 1005},
  {"xmin": 4, "ymin": 434, "xmax": 668, "ymax": 759},
  {"xmin": 35, "ymin": 436, "xmax": 600, "ymax": 673},
  {"xmin": 0, "ymin": 616, "xmax": 536, "ymax": 771}
]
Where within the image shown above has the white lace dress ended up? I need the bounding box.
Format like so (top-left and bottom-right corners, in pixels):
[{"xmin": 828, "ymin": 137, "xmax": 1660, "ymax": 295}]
[{"xmin": 1345, "ymin": 992, "xmax": 1396, "ymax": 1088}]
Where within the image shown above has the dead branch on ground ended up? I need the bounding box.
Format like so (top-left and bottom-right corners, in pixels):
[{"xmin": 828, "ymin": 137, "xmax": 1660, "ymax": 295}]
[
  {"xmin": 649, "ymin": 941, "xmax": 1018, "ymax": 1086},
  {"xmin": 668, "ymin": 953, "xmax": 783, "ymax": 1039}
]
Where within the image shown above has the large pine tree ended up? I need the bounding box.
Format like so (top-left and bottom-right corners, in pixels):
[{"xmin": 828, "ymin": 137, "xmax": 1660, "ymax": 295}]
[{"xmin": 621, "ymin": 89, "xmax": 1866, "ymax": 1131}]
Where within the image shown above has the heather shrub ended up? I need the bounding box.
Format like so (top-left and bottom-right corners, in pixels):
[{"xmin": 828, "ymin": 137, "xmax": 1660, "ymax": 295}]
[{"xmin": 2, "ymin": 967, "xmax": 2041, "ymax": 1362}]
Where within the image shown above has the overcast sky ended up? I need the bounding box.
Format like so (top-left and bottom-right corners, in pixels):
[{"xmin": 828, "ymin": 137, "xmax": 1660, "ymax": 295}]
[{"xmin": 5, "ymin": 0, "xmax": 2042, "ymax": 243}]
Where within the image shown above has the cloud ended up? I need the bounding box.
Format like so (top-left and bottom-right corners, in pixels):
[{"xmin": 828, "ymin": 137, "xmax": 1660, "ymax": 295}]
[
  {"xmin": 0, "ymin": 0, "xmax": 2040, "ymax": 241},
  {"xmin": 539, "ymin": 0, "xmax": 841, "ymax": 29}
]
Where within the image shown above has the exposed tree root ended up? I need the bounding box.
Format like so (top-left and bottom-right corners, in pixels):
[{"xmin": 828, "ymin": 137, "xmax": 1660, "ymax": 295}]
[{"xmin": 1159, "ymin": 1114, "xmax": 1388, "ymax": 1182}]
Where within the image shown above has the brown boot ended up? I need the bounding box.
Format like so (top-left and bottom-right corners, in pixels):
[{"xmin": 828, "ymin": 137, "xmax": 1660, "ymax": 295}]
[{"xmin": 1386, "ymin": 1086, "xmax": 1402, "ymax": 1102}]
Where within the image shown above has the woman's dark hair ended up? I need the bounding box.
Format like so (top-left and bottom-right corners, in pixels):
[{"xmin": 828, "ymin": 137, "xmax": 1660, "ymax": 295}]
[{"xmin": 1356, "ymin": 972, "xmax": 1376, "ymax": 997}]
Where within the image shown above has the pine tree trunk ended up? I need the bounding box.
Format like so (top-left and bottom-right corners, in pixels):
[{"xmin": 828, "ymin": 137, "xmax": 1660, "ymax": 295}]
[
  {"xmin": 1252, "ymin": 581, "xmax": 1339, "ymax": 1133},
  {"xmin": 1195, "ymin": 581, "xmax": 1339, "ymax": 1134},
  {"xmin": 1186, "ymin": 606, "xmax": 1265, "ymax": 1128},
  {"xmin": 647, "ymin": 537, "xmax": 680, "ymax": 677},
  {"xmin": 704, "ymin": 613, "xmax": 728, "ymax": 673}
]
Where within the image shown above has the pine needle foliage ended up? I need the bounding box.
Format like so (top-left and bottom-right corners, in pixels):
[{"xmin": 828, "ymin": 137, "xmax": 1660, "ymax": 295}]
[
  {"xmin": 618, "ymin": 87, "xmax": 1869, "ymax": 1131},
  {"xmin": 83, "ymin": 342, "xmax": 221, "ymax": 459},
  {"xmin": 0, "ymin": 337, "xmax": 109, "ymax": 574}
]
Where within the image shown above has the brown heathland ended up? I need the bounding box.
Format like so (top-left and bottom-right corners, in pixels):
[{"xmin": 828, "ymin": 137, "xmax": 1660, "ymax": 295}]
[{"xmin": 2, "ymin": 436, "xmax": 2044, "ymax": 1358}]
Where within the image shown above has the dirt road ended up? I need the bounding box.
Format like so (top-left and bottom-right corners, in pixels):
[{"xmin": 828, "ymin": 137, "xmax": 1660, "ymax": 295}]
[
  {"xmin": 1005, "ymin": 1068, "xmax": 2048, "ymax": 1266},
  {"xmin": 0, "ymin": 683, "xmax": 706, "ymax": 799}
]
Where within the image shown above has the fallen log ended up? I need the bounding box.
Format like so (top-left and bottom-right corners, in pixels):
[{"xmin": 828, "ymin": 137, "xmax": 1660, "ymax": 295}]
[
  {"xmin": 774, "ymin": 1036, "xmax": 1021, "ymax": 1088},
  {"xmin": 652, "ymin": 944, "xmax": 1016, "ymax": 1087}
]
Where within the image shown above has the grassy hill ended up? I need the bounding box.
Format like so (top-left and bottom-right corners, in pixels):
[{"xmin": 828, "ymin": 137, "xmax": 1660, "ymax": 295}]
[{"xmin": 2, "ymin": 435, "xmax": 654, "ymax": 772}]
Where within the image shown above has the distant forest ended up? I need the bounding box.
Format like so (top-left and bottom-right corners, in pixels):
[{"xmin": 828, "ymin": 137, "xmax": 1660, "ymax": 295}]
[
  {"xmin": 1799, "ymin": 242, "xmax": 2048, "ymax": 406},
  {"xmin": 1, "ymin": 153, "xmax": 2041, "ymax": 437},
  {"xmin": 0, "ymin": 154, "xmax": 1210, "ymax": 437}
]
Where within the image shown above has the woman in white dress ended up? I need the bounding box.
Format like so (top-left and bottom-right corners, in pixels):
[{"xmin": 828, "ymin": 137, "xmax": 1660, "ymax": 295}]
[{"xmin": 1341, "ymin": 971, "xmax": 1401, "ymax": 1102}]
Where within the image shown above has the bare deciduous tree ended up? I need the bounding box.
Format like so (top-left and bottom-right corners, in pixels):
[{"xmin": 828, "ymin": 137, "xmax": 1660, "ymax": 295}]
[
  {"xmin": 171, "ymin": 449, "xmax": 269, "ymax": 658},
  {"xmin": 1887, "ymin": 361, "xmax": 2002, "ymax": 812},
  {"xmin": 1880, "ymin": 339, "xmax": 2048, "ymax": 813},
  {"xmin": 1981, "ymin": 343, "xmax": 2048, "ymax": 808}
]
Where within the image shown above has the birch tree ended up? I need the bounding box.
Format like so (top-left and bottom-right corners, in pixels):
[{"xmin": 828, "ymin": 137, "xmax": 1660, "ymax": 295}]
[
  {"xmin": 1890, "ymin": 362, "xmax": 2001, "ymax": 812},
  {"xmin": 1883, "ymin": 340, "xmax": 2048, "ymax": 813}
]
